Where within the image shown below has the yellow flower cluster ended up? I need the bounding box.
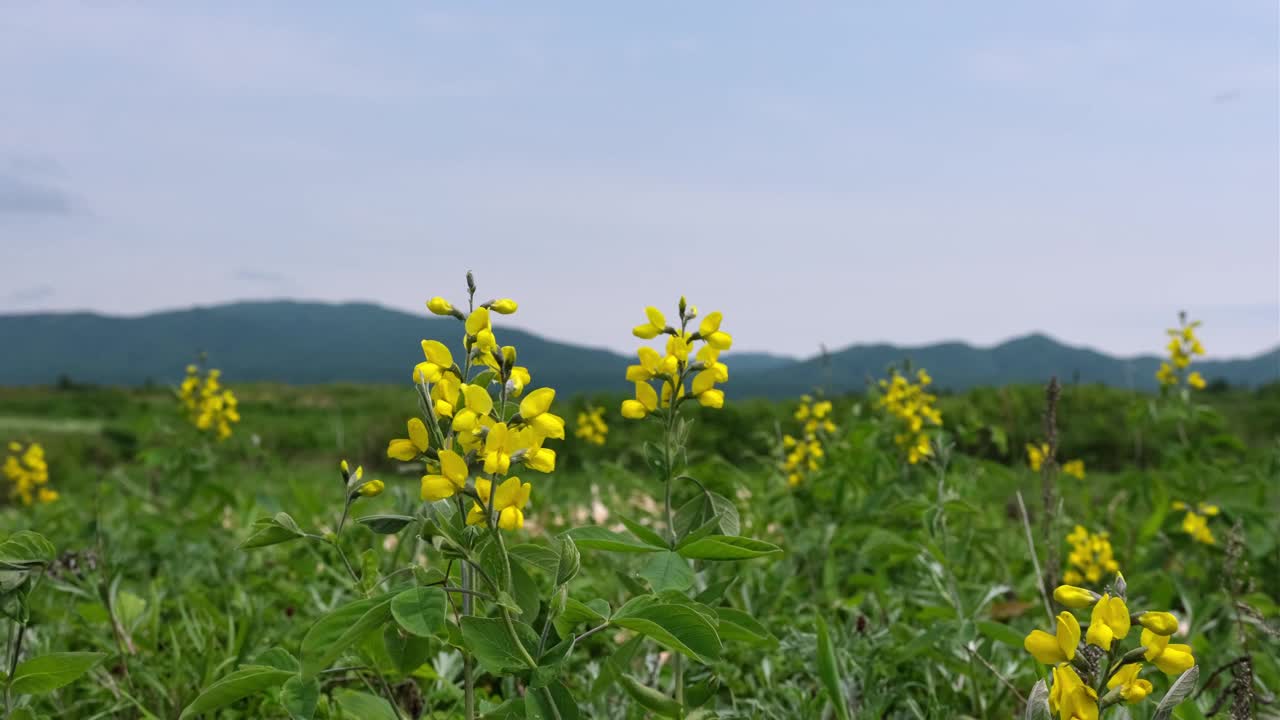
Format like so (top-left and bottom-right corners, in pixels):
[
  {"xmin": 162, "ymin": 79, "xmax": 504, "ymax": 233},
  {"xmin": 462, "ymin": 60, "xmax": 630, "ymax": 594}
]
[
  {"xmin": 620, "ymin": 298, "xmax": 731, "ymax": 419},
  {"xmin": 1156, "ymin": 313, "xmax": 1206, "ymax": 390},
  {"xmin": 574, "ymin": 406, "xmax": 608, "ymax": 446},
  {"xmin": 1026, "ymin": 443, "xmax": 1086, "ymax": 479},
  {"xmin": 1025, "ymin": 578, "xmax": 1194, "ymax": 719},
  {"xmin": 179, "ymin": 365, "xmax": 241, "ymax": 440},
  {"xmin": 1063, "ymin": 525, "xmax": 1120, "ymax": 586},
  {"xmin": 1171, "ymin": 500, "xmax": 1218, "ymax": 545},
  {"xmin": 397, "ymin": 286, "xmax": 562, "ymax": 531},
  {"xmin": 877, "ymin": 368, "xmax": 942, "ymax": 464},
  {"xmin": 3, "ymin": 442, "xmax": 57, "ymax": 505},
  {"xmin": 781, "ymin": 395, "xmax": 837, "ymax": 487}
]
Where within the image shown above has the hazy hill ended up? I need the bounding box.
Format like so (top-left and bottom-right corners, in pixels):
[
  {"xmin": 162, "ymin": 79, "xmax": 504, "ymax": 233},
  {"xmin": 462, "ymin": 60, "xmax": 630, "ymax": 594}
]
[{"xmin": 1, "ymin": 302, "xmax": 1275, "ymax": 394}]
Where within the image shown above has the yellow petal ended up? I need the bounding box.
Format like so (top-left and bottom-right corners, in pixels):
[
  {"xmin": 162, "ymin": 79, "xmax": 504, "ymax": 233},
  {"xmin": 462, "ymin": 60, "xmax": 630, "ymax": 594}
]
[
  {"xmin": 465, "ymin": 307, "xmax": 491, "ymax": 335},
  {"xmin": 637, "ymin": 382, "xmax": 658, "ymax": 411},
  {"xmin": 408, "ymin": 418, "xmax": 430, "ymax": 451},
  {"xmin": 490, "ymin": 298, "xmax": 518, "ymax": 314},
  {"xmin": 1056, "ymin": 611, "xmax": 1080, "ymax": 660},
  {"xmin": 519, "ymin": 387, "xmax": 555, "ymax": 419},
  {"xmin": 644, "ymin": 306, "xmax": 665, "ymax": 329},
  {"xmin": 697, "ymin": 388, "xmax": 724, "ymax": 408},
  {"xmin": 621, "ymin": 399, "xmax": 648, "ymax": 419},
  {"xmin": 1024, "ymin": 629, "xmax": 1068, "ymax": 664},
  {"xmin": 387, "ymin": 438, "xmax": 418, "ymax": 461},
  {"xmin": 1053, "ymin": 585, "xmax": 1100, "ymax": 609},
  {"xmin": 698, "ymin": 311, "xmax": 722, "ymax": 335},
  {"xmin": 421, "ymin": 339, "xmax": 453, "ymax": 367},
  {"xmin": 438, "ymin": 449, "xmax": 468, "ymax": 485},
  {"xmin": 421, "ymin": 475, "xmax": 457, "ymax": 501},
  {"xmin": 464, "ymin": 384, "xmax": 494, "ymax": 415},
  {"xmin": 1137, "ymin": 611, "xmax": 1178, "ymax": 636}
]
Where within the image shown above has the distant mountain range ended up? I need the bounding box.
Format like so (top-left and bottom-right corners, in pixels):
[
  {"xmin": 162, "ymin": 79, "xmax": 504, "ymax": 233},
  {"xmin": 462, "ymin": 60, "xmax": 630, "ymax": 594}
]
[{"xmin": 1, "ymin": 301, "xmax": 1276, "ymax": 395}]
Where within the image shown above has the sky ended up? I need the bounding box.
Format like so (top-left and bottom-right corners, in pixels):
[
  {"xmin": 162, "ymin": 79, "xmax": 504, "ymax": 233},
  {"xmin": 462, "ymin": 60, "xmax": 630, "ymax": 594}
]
[{"xmin": 2, "ymin": 1, "xmax": 1277, "ymax": 359}]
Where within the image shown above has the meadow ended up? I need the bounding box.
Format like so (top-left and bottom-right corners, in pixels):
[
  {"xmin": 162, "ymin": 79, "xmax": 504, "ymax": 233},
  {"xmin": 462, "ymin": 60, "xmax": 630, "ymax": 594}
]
[{"xmin": 1, "ymin": 286, "xmax": 1277, "ymax": 720}]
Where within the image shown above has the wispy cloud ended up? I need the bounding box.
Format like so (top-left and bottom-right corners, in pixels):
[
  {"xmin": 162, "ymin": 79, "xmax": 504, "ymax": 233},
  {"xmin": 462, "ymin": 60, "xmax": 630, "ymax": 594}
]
[
  {"xmin": 4, "ymin": 285, "xmax": 56, "ymax": 304},
  {"xmin": 0, "ymin": 174, "xmax": 80, "ymax": 217},
  {"xmin": 232, "ymin": 269, "xmax": 294, "ymax": 292}
]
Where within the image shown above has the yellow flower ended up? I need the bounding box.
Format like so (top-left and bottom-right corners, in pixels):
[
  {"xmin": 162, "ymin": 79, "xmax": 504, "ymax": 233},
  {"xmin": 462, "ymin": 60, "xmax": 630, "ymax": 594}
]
[
  {"xmin": 574, "ymin": 406, "xmax": 609, "ymax": 446},
  {"xmin": 1186, "ymin": 371, "xmax": 1205, "ymax": 390},
  {"xmin": 1136, "ymin": 611, "xmax": 1179, "ymax": 636},
  {"xmin": 1024, "ymin": 611, "xmax": 1080, "ymax": 664},
  {"xmin": 1053, "ymin": 585, "xmax": 1100, "ymax": 609},
  {"xmin": 518, "ymin": 388, "xmax": 565, "ymax": 440},
  {"xmin": 697, "ymin": 311, "xmax": 733, "ymax": 350},
  {"xmin": 1027, "ymin": 443, "xmax": 1049, "ymax": 472},
  {"xmin": 1107, "ymin": 663, "xmax": 1153, "ymax": 704},
  {"xmin": 467, "ymin": 476, "xmax": 533, "ymax": 530},
  {"xmin": 482, "ymin": 423, "xmax": 518, "ymax": 475},
  {"xmin": 1063, "ymin": 526, "xmax": 1120, "ymax": 585},
  {"xmin": 489, "ymin": 298, "xmax": 518, "ymax": 314},
  {"xmin": 621, "ymin": 382, "xmax": 659, "ymax": 419},
  {"xmin": 452, "ymin": 384, "xmax": 495, "ymax": 433},
  {"xmin": 357, "ymin": 479, "xmax": 385, "ymax": 497},
  {"xmin": 387, "ymin": 418, "xmax": 431, "ymax": 461},
  {"xmin": 1085, "ymin": 593, "xmax": 1131, "ymax": 650},
  {"xmin": 426, "ymin": 297, "xmax": 454, "ymax": 315},
  {"xmin": 1181, "ymin": 511, "xmax": 1215, "ymax": 545},
  {"xmin": 1061, "ymin": 459, "xmax": 1085, "ymax": 479},
  {"xmin": 1141, "ymin": 628, "xmax": 1195, "ymax": 675},
  {"xmin": 523, "ymin": 446, "xmax": 557, "ymax": 473},
  {"xmin": 421, "ymin": 449, "xmax": 468, "ymax": 501},
  {"xmin": 3, "ymin": 442, "xmax": 56, "ymax": 506},
  {"xmin": 625, "ymin": 347, "xmax": 665, "ymax": 382},
  {"xmin": 632, "ymin": 307, "xmax": 667, "ymax": 339}
]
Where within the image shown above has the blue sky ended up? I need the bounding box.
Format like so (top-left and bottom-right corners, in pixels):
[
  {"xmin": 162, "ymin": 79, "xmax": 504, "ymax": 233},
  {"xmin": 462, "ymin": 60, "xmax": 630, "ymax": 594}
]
[{"xmin": 2, "ymin": 2, "xmax": 1277, "ymax": 358}]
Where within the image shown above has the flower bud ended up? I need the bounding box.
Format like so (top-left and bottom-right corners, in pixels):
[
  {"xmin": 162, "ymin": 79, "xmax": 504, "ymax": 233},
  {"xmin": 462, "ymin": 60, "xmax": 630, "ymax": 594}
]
[
  {"xmin": 1135, "ymin": 611, "xmax": 1178, "ymax": 636},
  {"xmin": 357, "ymin": 479, "xmax": 385, "ymax": 498},
  {"xmin": 490, "ymin": 298, "xmax": 518, "ymax": 314},
  {"xmin": 1053, "ymin": 585, "xmax": 1100, "ymax": 608},
  {"xmin": 426, "ymin": 297, "xmax": 453, "ymax": 315}
]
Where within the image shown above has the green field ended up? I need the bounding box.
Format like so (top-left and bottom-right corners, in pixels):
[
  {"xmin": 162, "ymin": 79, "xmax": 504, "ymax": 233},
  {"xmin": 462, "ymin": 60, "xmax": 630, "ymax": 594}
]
[{"xmin": 1, "ymin": 372, "xmax": 1278, "ymax": 719}]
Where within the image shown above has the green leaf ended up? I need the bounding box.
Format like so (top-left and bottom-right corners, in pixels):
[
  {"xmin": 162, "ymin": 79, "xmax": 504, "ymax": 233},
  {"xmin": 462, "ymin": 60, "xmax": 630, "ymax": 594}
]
[
  {"xmin": 300, "ymin": 595, "xmax": 393, "ymax": 676},
  {"xmin": 509, "ymin": 543, "xmax": 561, "ymax": 575},
  {"xmin": 252, "ymin": 647, "xmax": 300, "ymax": 672},
  {"xmin": 1153, "ymin": 665, "xmax": 1199, "ymax": 720},
  {"xmin": 1024, "ymin": 679, "xmax": 1051, "ymax": 720},
  {"xmin": 333, "ymin": 689, "xmax": 398, "ymax": 720},
  {"xmin": 612, "ymin": 597, "xmax": 721, "ymax": 664},
  {"xmin": 553, "ymin": 597, "xmax": 609, "ymax": 639},
  {"xmin": 677, "ymin": 535, "xmax": 782, "ymax": 561},
  {"xmin": 524, "ymin": 681, "xmax": 581, "ymax": 720},
  {"xmin": 357, "ymin": 514, "xmax": 416, "ymax": 534},
  {"xmin": 555, "ymin": 535, "xmax": 580, "ymax": 585},
  {"xmin": 383, "ymin": 625, "xmax": 432, "ymax": 675},
  {"xmin": 510, "ymin": 559, "xmax": 542, "ymax": 621},
  {"xmin": 977, "ymin": 620, "xmax": 1025, "ymax": 649},
  {"xmin": 281, "ymin": 675, "xmax": 320, "ymax": 720},
  {"xmin": 461, "ymin": 616, "xmax": 537, "ymax": 674},
  {"xmin": 638, "ymin": 551, "xmax": 694, "ymax": 593},
  {"xmin": 564, "ymin": 527, "xmax": 662, "ymax": 554},
  {"xmin": 0, "ymin": 531, "xmax": 55, "ymax": 570},
  {"xmin": 179, "ymin": 666, "xmax": 293, "ymax": 718},
  {"xmin": 618, "ymin": 673, "xmax": 682, "ymax": 718},
  {"xmin": 10, "ymin": 652, "xmax": 105, "ymax": 695},
  {"xmin": 816, "ymin": 616, "xmax": 851, "ymax": 720},
  {"xmin": 714, "ymin": 608, "xmax": 775, "ymax": 647},
  {"xmin": 390, "ymin": 587, "xmax": 447, "ymax": 638},
  {"xmin": 241, "ymin": 514, "xmax": 306, "ymax": 549},
  {"xmin": 617, "ymin": 515, "xmax": 669, "ymax": 549}
]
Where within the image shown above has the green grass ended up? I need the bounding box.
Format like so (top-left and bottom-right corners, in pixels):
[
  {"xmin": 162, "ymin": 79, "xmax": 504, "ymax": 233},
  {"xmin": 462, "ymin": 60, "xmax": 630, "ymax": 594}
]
[{"xmin": 1, "ymin": 382, "xmax": 1277, "ymax": 718}]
